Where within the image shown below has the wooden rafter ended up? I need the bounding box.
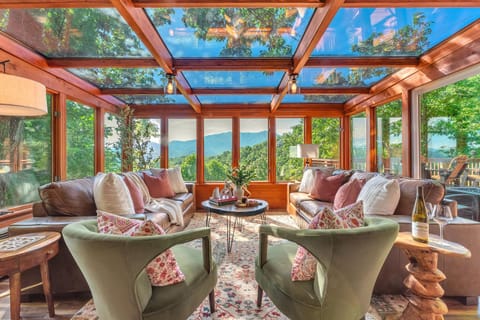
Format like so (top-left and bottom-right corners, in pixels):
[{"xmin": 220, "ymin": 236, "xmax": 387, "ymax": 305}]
[
  {"xmin": 110, "ymin": 0, "xmax": 201, "ymax": 113},
  {"xmin": 271, "ymin": 0, "xmax": 345, "ymax": 112},
  {"xmin": 305, "ymin": 57, "xmax": 419, "ymax": 67},
  {"xmin": 47, "ymin": 58, "xmax": 158, "ymax": 68},
  {"xmin": 132, "ymin": 0, "xmax": 325, "ymax": 8},
  {"xmin": 0, "ymin": 0, "xmax": 112, "ymax": 8},
  {"xmin": 343, "ymin": 0, "xmax": 480, "ymax": 7}
]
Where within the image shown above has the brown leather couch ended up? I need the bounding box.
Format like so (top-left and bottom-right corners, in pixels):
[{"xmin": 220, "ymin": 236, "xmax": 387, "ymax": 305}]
[
  {"xmin": 287, "ymin": 172, "xmax": 480, "ymax": 304},
  {"xmin": 8, "ymin": 172, "xmax": 195, "ymax": 297}
]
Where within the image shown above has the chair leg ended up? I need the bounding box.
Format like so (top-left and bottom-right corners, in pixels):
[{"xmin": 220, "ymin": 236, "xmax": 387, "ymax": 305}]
[
  {"xmin": 257, "ymin": 286, "xmax": 263, "ymax": 308},
  {"xmin": 209, "ymin": 290, "xmax": 216, "ymax": 313}
]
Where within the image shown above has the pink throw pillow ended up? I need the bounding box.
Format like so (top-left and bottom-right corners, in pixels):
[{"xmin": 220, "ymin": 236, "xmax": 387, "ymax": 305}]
[
  {"xmin": 142, "ymin": 171, "xmax": 175, "ymax": 198},
  {"xmin": 97, "ymin": 211, "xmax": 185, "ymax": 286},
  {"xmin": 123, "ymin": 176, "xmax": 145, "ymax": 214},
  {"xmin": 309, "ymin": 171, "xmax": 346, "ymax": 202},
  {"xmin": 291, "ymin": 201, "xmax": 364, "ymax": 281},
  {"xmin": 333, "ymin": 178, "xmax": 367, "ymax": 210}
]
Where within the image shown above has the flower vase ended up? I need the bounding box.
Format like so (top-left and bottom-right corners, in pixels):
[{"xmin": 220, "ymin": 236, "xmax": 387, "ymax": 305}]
[{"xmin": 234, "ymin": 185, "xmax": 244, "ymax": 200}]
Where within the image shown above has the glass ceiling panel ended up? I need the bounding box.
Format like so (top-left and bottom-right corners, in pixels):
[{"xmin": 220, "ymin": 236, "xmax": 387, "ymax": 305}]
[
  {"xmin": 198, "ymin": 95, "xmax": 272, "ymax": 104},
  {"xmin": 69, "ymin": 68, "xmax": 166, "ymax": 88},
  {"xmin": 282, "ymin": 94, "xmax": 356, "ymax": 104},
  {"xmin": 0, "ymin": 8, "xmax": 150, "ymax": 57},
  {"xmin": 313, "ymin": 8, "xmax": 480, "ymax": 56},
  {"xmin": 300, "ymin": 67, "xmax": 398, "ymax": 87},
  {"xmin": 146, "ymin": 8, "xmax": 313, "ymax": 58},
  {"xmin": 115, "ymin": 94, "xmax": 188, "ymax": 105},
  {"xmin": 183, "ymin": 71, "xmax": 284, "ymax": 88}
]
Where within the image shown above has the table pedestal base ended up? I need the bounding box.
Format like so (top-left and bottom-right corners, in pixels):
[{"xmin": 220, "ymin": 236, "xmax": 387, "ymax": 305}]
[{"xmin": 401, "ymin": 248, "xmax": 448, "ymax": 320}]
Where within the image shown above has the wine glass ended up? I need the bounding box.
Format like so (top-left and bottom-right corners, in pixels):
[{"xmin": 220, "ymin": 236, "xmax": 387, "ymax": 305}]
[{"xmin": 432, "ymin": 204, "xmax": 453, "ymax": 240}]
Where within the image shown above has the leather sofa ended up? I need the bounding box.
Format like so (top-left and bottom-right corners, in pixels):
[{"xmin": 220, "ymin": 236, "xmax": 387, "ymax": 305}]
[
  {"xmin": 287, "ymin": 171, "xmax": 480, "ymax": 304},
  {"xmin": 8, "ymin": 171, "xmax": 195, "ymax": 297}
]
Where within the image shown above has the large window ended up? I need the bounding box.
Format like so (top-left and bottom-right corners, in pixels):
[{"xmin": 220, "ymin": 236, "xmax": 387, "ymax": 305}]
[
  {"xmin": 376, "ymin": 100, "xmax": 402, "ymax": 175},
  {"xmin": 0, "ymin": 94, "xmax": 52, "ymax": 208},
  {"xmin": 418, "ymin": 73, "xmax": 480, "ymax": 185},
  {"xmin": 312, "ymin": 118, "xmax": 340, "ymax": 168},
  {"xmin": 240, "ymin": 118, "xmax": 268, "ymax": 181},
  {"xmin": 350, "ymin": 112, "xmax": 367, "ymax": 170},
  {"xmin": 131, "ymin": 118, "xmax": 160, "ymax": 171},
  {"xmin": 276, "ymin": 118, "xmax": 304, "ymax": 182},
  {"xmin": 169, "ymin": 119, "xmax": 196, "ymax": 181},
  {"xmin": 67, "ymin": 100, "xmax": 94, "ymax": 179},
  {"xmin": 104, "ymin": 112, "xmax": 121, "ymax": 173},
  {"xmin": 204, "ymin": 119, "xmax": 231, "ymax": 182}
]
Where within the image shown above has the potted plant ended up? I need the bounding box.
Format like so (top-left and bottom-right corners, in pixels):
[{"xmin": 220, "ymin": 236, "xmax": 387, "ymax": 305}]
[{"xmin": 225, "ymin": 165, "xmax": 256, "ymax": 199}]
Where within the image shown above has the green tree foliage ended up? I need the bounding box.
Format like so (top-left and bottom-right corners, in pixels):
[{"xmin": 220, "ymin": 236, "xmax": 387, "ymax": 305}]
[{"xmin": 66, "ymin": 100, "xmax": 94, "ymax": 179}]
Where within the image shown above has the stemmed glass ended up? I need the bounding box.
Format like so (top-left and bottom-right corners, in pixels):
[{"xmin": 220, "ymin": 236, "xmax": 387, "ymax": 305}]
[{"xmin": 430, "ymin": 204, "xmax": 453, "ymax": 240}]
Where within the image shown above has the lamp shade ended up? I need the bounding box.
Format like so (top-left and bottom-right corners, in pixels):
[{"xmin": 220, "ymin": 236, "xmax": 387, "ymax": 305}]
[
  {"xmin": 0, "ymin": 73, "xmax": 47, "ymax": 116},
  {"xmin": 296, "ymin": 144, "xmax": 319, "ymax": 158}
]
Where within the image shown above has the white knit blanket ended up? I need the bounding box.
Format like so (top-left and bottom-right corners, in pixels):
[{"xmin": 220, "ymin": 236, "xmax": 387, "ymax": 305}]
[{"xmin": 123, "ymin": 172, "xmax": 184, "ymax": 226}]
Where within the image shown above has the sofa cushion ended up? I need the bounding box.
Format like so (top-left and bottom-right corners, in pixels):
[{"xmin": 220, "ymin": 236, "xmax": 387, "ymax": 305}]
[
  {"xmin": 309, "ymin": 171, "xmax": 345, "ymax": 202},
  {"xmin": 299, "ymin": 200, "xmax": 332, "ymax": 220},
  {"xmin": 357, "ymin": 175, "xmax": 400, "ymax": 215},
  {"xmin": 395, "ymin": 179, "xmax": 445, "ymax": 216},
  {"xmin": 94, "ymin": 173, "xmax": 135, "ymax": 215},
  {"xmin": 350, "ymin": 171, "xmax": 378, "ymax": 181},
  {"xmin": 171, "ymin": 192, "xmax": 194, "ymax": 212},
  {"xmin": 289, "ymin": 192, "xmax": 313, "ymax": 207},
  {"xmin": 151, "ymin": 167, "xmax": 188, "ymax": 194},
  {"xmin": 298, "ymin": 167, "xmax": 335, "ymax": 193},
  {"xmin": 39, "ymin": 177, "xmax": 96, "ymax": 216},
  {"xmin": 143, "ymin": 171, "xmax": 176, "ymax": 198},
  {"xmin": 333, "ymin": 178, "xmax": 367, "ymax": 210}
]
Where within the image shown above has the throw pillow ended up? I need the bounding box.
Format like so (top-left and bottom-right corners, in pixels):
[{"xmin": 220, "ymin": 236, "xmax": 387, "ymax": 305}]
[
  {"xmin": 333, "ymin": 178, "xmax": 367, "ymax": 210},
  {"xmin": 123, "ymin": 176, "xmax": 145, "ymax": 214},
  {"xmin": 143, "ymin": 171, "xmax": 176, "ymax": 198},
  {"xmin": 93, "ymin": 173, "xmax": 135, "ymax": 215},
  {"xmin": 151, "ymin": 167, "xmax": 188, "ymax": 194},
  {"xmin": 298, "ymin": 167, "xmax": 335, "ymax": 193},
  {"xmin": 357, "ymin": 175, "xmax": 400, "ymax": 215},
  {"xmin": 291, "ymin": 201, "xmax": 364, "ymax": 281},
  {"xmin": 309, "ymin": 171, "xmax": 345, "ymax": 202},
  {"xmin": 97, "ymin": 211, "xmax": 185, "ymax": 286}
]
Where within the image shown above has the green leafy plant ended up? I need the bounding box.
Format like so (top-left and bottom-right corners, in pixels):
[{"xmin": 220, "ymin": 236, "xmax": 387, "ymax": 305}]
[{"xmin": 225, "ymin": 165, "xmax": 256, "ymax": 187}]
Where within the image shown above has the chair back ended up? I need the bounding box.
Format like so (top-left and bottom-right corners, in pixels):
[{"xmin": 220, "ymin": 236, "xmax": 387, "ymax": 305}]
[
  {"xmin": 312, "ymin": 217, "xmax": 398, "ymax": 319},
  {"xmin": 446, "ymin": 155, "xmax": 468, "ymax": 184},
  {"xmin": 63, "ymin": 220, "xmax": 154, "ymax": 320}
]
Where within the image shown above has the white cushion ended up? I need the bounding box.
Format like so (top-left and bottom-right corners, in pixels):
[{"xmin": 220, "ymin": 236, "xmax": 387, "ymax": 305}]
[
  {"xmin": 151, "ymin": 167, "xmax": 188, "ymax": 194},
  {"xmin": 357, "ymin": 175, "xmax": 400, "ymax": 215},
  {"xmin": 298, "ymin": 167, "xmax": 335, "ymax": 193},
  {"xmin": 93, "ymin": 173, "xmax": 135, "ymax": 215}
]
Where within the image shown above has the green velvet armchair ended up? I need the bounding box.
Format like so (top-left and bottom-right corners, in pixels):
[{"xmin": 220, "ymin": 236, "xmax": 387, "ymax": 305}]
[
  {"xmin": 255, "ymin": 216, "xmax": 399, "ymax": 320},
  {"xmin": 63, "ymin": 220, "xmax": 217, "ymax": 320}
]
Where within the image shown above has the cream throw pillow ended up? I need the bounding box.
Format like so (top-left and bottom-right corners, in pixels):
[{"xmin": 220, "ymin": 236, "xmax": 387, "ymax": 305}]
[
  {"xmin": 150, "ymin": 167, "xmax": 188, "ymax": 194},
  {"xmin": 298, "ymin": 167, "xmax": 335, "ymax": 193},
  {"xmin": 93, "ymin": 173, "xmax": 135, "ymax": 215},
  {"xmin": 357, "ymin": 175, "xmax": 400, "ymax": 215}
]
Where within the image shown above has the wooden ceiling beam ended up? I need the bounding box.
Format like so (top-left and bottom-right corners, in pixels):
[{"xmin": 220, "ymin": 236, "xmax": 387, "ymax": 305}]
[
  {"xmin": 110, "ymin": 0, "xmax": 200, "ymax": 113},
  {"xmin": 48, "ymin": 58, "xmax": 158, "ymax": 68},
  {"xmin": 175, "ymin": 58, "xmax": 291, "ymax": 71},
  {"xmin": 343, "ymin": 0, "xmax": 480, "ymax": 7},
  {"xmin": 306, "ymin": 57, "xmax": 419, "ymax": 67},
  {"xmin": 271, "ymin": 0, "xmax": 344, "ymax": 112},
  {"xmin": 132, "ymin": 0, "xmax": 324, "ymax": 8},
  {"xmin": 0, "ymin": 0, "xmax": 112, "ymax": 8}
]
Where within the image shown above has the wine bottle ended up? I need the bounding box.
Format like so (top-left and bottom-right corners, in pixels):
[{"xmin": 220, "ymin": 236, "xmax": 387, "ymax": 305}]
[{"xmin": 412, "ymin": 185, "xmax": 429, "ymax": 243}]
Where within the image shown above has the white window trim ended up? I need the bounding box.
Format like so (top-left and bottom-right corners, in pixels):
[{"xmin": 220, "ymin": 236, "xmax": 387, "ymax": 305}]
[{"xmin": 411, "ymin": 64, "xmax": 480, "ymax": 178}]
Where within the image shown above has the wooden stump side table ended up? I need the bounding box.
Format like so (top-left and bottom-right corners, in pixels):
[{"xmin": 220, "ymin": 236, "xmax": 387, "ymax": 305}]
[
  {"xmin": 395, "ymin": 232, "xmax": 471, "ymax": 320},
  {"xmin": 0, "ymin": 231, "xmax": 61, "ymax": 320}
]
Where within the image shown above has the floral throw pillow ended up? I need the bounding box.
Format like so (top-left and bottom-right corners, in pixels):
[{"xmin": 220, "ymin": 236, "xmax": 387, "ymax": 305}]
[
  {"xmin": 291, "ymin": 201, "xmax": 364, "ymax": 281},
  {"xmin": 97, "ymin": 210, "xmax": 185, "ymax": 286}
]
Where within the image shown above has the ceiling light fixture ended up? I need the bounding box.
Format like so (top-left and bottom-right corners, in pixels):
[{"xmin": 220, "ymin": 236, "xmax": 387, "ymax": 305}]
[
  {"xmin": 288, "ymin": 73, "xmax": 300, "ymax": 94},
  {"xmin": 0, "ymin": 60, "xmax": 47, "ymax": 116},
  {"xmin": 164, "ymin": 73, "xmax": 176, "ymax": 95}
]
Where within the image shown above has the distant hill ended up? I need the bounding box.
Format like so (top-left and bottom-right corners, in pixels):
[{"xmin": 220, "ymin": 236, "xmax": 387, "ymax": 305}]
[{"xmin": 149, "ymin": 131, "xmax": 268, "ymax": 159}]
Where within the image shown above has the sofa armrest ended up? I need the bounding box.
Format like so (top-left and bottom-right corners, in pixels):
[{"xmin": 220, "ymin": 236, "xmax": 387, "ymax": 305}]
[
  {"xmin": 288, "ymin": 182, "xmax": 300, "ymax": 193},
  {"xmin": 32, "ymin": 201, "xmax": 48, "ymax": 217},
  {"xmin": 442, "ymin": 198, "xmax": 458, "ymax": 218}
]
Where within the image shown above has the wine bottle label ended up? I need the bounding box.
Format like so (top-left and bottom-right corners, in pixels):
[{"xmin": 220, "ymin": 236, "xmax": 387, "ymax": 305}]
[{"xmin": 412, "ymin": 222, "xmax": 429, "ymax": 240}]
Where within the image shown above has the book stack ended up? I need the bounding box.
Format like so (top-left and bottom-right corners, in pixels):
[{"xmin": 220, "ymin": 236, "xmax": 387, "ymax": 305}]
[{"xmin": 209, "ymin": 197, "xmax": 237, "ymax": 206}]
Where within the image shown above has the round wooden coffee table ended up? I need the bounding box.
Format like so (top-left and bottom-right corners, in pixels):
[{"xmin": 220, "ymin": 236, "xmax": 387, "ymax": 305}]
[
  {"xmin": 0, "ymin": 231, "xmax": 61, "ymax": 320},
  {"xmin": 202, "ymin": 199, "xmax": 268, "ymax": 253},
  {"xmin": 395, "ymin": 232, "xmax": 471, "ymax": 319}
]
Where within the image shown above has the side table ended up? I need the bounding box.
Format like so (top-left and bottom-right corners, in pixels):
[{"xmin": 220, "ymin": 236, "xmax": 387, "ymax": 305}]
[
  {"xmin": 395, "ymin": 232, "xmax": 471, "ymax": 319},
  {"xmin": 0, "ymin": 231, "xmax": 61, "ymax": 320}
]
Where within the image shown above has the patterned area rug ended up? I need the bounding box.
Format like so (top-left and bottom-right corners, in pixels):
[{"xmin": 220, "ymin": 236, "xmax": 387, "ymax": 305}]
[{"xmin": 71, "ymin": 213, "xmax": 407, "ymax": 320}]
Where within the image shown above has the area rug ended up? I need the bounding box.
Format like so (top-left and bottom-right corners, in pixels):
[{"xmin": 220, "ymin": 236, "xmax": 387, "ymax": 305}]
[{"xmin": 71, "ymin": 213, "xmax": 407, "ymax": 320}]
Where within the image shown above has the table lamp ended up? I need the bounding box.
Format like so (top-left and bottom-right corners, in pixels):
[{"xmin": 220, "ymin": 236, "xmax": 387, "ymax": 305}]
[{"xmin": 296, "ymin": 144, "xmax": 319, "ymax": 167}]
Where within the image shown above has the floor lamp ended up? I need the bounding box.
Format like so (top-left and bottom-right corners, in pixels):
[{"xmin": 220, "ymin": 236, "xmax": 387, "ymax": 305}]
[{"xmin": 296, "ymin": 144, "xmax": 319, "ymax": 168}]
